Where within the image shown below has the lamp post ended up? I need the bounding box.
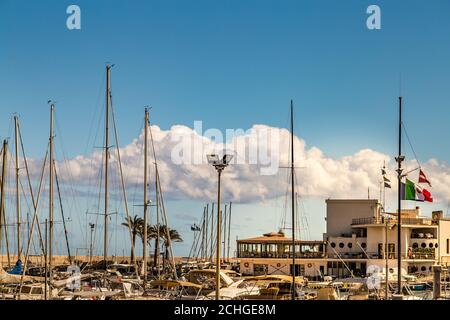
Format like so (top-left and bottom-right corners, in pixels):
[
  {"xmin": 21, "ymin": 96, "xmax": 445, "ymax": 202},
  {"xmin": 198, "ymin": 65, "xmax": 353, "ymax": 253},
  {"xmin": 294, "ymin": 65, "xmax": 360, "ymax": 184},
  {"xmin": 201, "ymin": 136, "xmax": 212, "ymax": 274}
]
[{"xmin": 207, "ymin": 153, "xmax": 233, "ymax": 300}]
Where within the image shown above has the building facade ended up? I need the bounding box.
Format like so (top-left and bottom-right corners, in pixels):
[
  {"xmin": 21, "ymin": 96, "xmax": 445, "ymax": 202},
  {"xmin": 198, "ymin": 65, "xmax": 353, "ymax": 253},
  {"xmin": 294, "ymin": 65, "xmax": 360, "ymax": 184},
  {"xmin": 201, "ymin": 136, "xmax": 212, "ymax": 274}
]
[{"xmin": 237, "ymin": 199, "xmax": 450, "ymax": 278}]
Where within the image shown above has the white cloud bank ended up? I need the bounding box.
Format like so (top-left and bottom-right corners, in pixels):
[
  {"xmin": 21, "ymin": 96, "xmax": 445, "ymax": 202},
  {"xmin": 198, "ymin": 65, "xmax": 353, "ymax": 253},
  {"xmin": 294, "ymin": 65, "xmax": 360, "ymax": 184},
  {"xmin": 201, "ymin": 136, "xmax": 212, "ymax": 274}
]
[{"xmin": 43, "ymin": 124, "xmax": 450, "ymax": 205}]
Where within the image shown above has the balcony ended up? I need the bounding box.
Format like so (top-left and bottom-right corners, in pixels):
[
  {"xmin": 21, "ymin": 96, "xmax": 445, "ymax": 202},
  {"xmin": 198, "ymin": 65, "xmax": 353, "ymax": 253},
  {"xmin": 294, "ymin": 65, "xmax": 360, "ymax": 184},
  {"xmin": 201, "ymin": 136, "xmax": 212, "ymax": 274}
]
[
  {"xmin": 351, "ymin": 217, "xmax": 382, "ymax": 225},
  {"xmin": 328, "ymin": 249, "xmax": 435, "ymax": 260},
  {"xmin": 408, "ymin": 248, "xmax": 435, "ymax": 260},
  {"xmin": 327, "ymin": 252, "xmax": 396, "ymax": 259},
  {"xmin": 351, "ymin": 217, "xmax": 437, "ymax": 226},
  {"xmin": 238, "ymin": 251, "xmax": 325, "ymax": 259}
]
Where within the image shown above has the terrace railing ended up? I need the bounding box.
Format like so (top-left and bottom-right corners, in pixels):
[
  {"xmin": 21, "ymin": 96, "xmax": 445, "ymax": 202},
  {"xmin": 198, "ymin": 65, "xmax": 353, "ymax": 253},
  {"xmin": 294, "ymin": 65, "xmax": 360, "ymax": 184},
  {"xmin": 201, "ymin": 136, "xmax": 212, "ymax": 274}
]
[{"xmin": 237, "ymin": 251, "xmax": 326, "ymax": 259}]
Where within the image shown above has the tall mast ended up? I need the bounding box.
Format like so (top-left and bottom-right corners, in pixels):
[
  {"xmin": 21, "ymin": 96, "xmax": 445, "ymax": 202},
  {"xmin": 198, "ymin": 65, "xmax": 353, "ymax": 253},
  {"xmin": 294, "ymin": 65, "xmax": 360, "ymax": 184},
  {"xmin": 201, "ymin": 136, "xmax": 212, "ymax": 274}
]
[
  {"xmin": 202, "ymin": 207, "xmax": 206, "ymax": 260},
  {"xmin": 227, "ymin": 202, "xmax": 232, "ymax": 262},
  {"xmin": 147, "ymin": 110, "xmax": 161, "ymax": 279},
  {"xmin": 222, "ymin": 204, "xmax": 227, "ymax": 262},
  {"xmin": 155, "ymin": 165, "xmax": 161, "ymax": 280},
  {"xmin": 210, "ymin": 202, "xmax": 214, "ymax": 262},
  {"xmin": 142, "ymin": 107, "xmax": 149, "ymax": 281},
  {"xmin": 290, "ymin": 100, "xmax": 296, "ymax": 300},
  {"xmin": 205, "ymin": 203, "xmax": 209, "ymax": 261},
  {"xmin": 0, "ymin": 140, "xmax": 8, "ymax": 259},
  {"xmin": 14, "ymin": 116, "xmax": 21, "ymax": 259},
  {"xmin": 104, "ymin": 65, "xmax": 111, "ymax": 262},
  {"xmin": 48, "ymin": 103, "xmax": 55, "ymax": 280},
  {"xmin": 396, "ymin": 96, "xmax": 403, "ymax": 294}
]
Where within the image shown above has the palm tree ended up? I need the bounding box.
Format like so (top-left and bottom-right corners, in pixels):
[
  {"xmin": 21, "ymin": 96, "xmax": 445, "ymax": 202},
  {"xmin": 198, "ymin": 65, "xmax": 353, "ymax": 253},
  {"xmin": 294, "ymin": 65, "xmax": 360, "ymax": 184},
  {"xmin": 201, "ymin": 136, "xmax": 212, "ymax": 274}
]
[
  {"xmin": 159, "ymin": 225, "xmax": 183, "ymax": 269},
  {"xmin": 137, "ymin": 222, "xmax": 154, "ymax": 260},
  {"xmin": 121, "ymin": 215, "xmax": 143, "ymax": 262}
]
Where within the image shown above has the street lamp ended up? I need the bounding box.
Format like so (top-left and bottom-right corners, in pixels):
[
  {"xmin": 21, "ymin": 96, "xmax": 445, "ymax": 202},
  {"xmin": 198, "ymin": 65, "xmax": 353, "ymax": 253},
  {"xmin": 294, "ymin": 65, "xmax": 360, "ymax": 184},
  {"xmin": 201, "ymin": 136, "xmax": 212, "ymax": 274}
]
[{"xmin": 207, "ymin": 153, "xmax": 233, "ymax": 300}]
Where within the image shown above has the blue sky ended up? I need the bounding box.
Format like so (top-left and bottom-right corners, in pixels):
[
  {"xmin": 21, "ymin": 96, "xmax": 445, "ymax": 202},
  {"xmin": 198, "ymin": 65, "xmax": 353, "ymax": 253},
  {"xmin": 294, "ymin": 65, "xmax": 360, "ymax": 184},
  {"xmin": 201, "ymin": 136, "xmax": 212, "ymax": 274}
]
[{"xmin": 1, "ymin": 0, "xmax": 450, "ymax": 256}]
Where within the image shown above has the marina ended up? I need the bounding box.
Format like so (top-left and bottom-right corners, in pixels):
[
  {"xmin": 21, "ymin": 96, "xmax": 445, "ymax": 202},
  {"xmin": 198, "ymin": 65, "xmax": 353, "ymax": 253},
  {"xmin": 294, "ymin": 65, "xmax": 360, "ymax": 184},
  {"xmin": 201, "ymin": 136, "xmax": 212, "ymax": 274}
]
[
  {"xmin": 1, "ymin": 1, "xmax": 450, "ymax": 308},
  {"xmin": 0, "ymin": 70, "xmax": 449, "ymax": 300}
]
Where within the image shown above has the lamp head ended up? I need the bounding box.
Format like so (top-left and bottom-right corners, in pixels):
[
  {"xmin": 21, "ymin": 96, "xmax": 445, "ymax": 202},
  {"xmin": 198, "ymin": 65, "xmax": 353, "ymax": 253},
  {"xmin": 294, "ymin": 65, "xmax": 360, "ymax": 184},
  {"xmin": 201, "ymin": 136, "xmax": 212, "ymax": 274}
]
[
  {"xmin": 207, "ymin": 154, "xmax": 220, "ymax": 165},
  {"xmin": 223, "ymin": 154, "xmax": 233, "ymax": 165}
]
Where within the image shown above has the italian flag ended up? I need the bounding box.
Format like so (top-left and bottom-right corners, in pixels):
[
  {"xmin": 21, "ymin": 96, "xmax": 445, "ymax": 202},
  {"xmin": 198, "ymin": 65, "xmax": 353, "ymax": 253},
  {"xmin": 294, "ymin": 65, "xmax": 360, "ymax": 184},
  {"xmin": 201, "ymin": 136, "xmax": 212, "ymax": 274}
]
[{"xmin": 401, "ymin": 179, "xmax": 433, "ymax": 202}]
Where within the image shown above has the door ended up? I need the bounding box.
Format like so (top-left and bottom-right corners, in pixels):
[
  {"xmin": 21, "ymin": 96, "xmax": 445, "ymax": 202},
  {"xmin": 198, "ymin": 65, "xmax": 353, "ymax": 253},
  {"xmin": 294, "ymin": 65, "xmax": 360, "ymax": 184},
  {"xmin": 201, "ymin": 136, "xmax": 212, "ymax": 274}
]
[
  {"xmin": 290, "ymin": 264, "xmax": 305, "ymax": 276},
  {"xmin": 378, "ymin": 243, "xmax": 383, "ymax": 258}
]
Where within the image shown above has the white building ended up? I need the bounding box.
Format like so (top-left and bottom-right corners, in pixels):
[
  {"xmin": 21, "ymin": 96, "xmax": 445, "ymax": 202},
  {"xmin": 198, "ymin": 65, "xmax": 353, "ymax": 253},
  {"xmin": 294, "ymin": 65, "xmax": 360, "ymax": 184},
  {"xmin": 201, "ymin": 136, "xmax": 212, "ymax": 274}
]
[{"xmin": 237, "ymin": 199, "xmax": 450, "ymax": 278}]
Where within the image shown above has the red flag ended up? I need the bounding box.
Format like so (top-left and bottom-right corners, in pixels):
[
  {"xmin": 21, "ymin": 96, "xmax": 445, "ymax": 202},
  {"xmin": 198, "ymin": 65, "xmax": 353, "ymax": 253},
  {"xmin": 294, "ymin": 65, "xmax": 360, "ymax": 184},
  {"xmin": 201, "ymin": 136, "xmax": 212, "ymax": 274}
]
[
  {"xmin": 418, "ymin": 169, "xmax": 432, "ymax": 187},
  {"xmin": 422, "ymin": 188, "xmax": 433, "ymax": 203}
]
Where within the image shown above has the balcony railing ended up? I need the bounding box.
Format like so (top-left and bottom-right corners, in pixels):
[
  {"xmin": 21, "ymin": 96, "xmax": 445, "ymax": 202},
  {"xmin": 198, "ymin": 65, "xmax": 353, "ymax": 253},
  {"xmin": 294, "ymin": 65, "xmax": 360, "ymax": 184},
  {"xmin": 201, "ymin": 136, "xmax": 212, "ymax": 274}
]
[
  {"xmin": 328, "ymin": 250, "xmax": 435, "ymax": 260},
  {"xmin": 408, "ymin": 252, "xmax": 435, "ymax": 260},
  {"xmin": 237, "ymin": 252, "xmax": 325, "ymax": 259},
  {"xmin": 351, "ymin": 217, "xmax": 437, "ymax": 226},
  {"xmin": 409, "ymin": 248, "xmax": 436, "ymax": 260},
  {"xmin": 351, "ymin": 217, "xmax": 382, "ymax": 225},
  {"xmin": 327, "ymin": 252, "xmax": 396, "ymax": 259}
]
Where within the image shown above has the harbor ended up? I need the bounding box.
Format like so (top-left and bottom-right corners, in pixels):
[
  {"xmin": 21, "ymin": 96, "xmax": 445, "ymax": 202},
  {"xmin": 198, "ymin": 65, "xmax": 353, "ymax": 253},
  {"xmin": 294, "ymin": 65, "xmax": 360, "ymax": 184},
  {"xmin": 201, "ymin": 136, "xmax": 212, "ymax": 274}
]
[
  {"xmin": 1, "ymin": 0, "xmax": 450, "ymax": 306},
  {"xmin": 0, "ymin": 71, "xmax": 449, "ymax": 300}
]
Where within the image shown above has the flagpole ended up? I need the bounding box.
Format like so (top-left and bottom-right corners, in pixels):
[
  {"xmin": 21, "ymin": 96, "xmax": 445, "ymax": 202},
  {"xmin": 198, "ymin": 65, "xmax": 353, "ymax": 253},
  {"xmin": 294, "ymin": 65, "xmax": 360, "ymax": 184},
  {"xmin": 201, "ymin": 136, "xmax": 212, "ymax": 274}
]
[
  {"xmin": 379, "ymin": 181, "xmax": 382, "ymax": 204},
  {"xmin": 383, "ymin": 162, "xmax": 388, "ymax": 300}
]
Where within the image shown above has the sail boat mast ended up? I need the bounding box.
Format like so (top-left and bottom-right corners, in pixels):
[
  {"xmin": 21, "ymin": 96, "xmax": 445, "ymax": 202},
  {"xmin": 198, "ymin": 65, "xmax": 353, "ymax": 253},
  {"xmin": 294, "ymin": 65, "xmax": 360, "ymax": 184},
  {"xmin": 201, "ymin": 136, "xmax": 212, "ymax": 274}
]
[
  {"xmin": 0, "ymin": 140, "xmax": 8, "ymax": 262},
  {"xmin": 104, "ymin": 65, "xmax": 111, "ymax": 262},
  {"xmin": 155, "ymin": 165, "xmax": 161, "ymax": 280},
  {"xmin": 143, "ymin": 107, "xmax": 149, "ymax": 281},
  {"xmin": 396, "ymin": 96, "xmax": 404, "ymax": 294},
  {"xmin": 14, "ymin": 116, "xmax": 21, "ymax": 259},
  {"xmin": 48, "ymin": 103, "xmax": 55, "ymax": 281},
  {"xmin": 290, "ymin": 100, "xmax": 296, "ymax": 300}
]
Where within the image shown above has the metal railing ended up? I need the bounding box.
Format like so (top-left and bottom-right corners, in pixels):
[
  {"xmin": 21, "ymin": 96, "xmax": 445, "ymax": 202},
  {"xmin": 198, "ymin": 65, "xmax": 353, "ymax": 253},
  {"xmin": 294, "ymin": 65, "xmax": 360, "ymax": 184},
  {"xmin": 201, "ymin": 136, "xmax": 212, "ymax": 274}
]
[
  {"xmin": 237, "ymin": 252, "xmax": 325, "ymax": 259},
  {"xmin": 327, "ymin": 252, "xmax": 396, "ymax": 259},
  {"xmin": 351, "ymin": 217, "xmax": 381, "ymax": 225},
  {"xmin": 351, "ymin": 217, "xmax": 437, "ymax": 226}
]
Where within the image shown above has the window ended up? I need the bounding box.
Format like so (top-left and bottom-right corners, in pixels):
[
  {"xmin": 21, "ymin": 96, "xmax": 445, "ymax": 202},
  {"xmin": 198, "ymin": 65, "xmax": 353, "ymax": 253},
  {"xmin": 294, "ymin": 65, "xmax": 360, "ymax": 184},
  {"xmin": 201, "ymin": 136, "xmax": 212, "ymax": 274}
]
[
  {"xmin": 421, "ymin": 243, "xmax": 427, "ymax": 248},
  {"xmin": 447, "ymin": 239, "xmax": 449, "ymax": 254},
  {"xmin": 31, "ymin": 287, "xmax": 43, "ymax": 295},
  {"xmin": 435, "ymin": 243, "xmax": 439, "ymax": 248},
  {"xmin": 347, "ymin": 243, "xmax": 353, "ymax": 248},
  {"xmin": 412, "ymin": 243, "xmax": 418, "ymax": 249},
  {"xmin": 253, "ymin": 264, "xmax": 268, "ymax": 276},
  {"xmin": 339, "ymin": 242, "xmax": 344, "ymax": 248},
  {"xmin": 330, "ymin": 242, "xmax": 336, "ymax": 248},
  {"xmin": 361, "ymin": 242, "xmax": 367, "ymax": 249},
  {"xmin": 421, "ymin": 266, "xmax": 426, "ymax": 272},
  {"xmin": 429, "ymin": 243, "xmax": 434, "ymax": 248}
]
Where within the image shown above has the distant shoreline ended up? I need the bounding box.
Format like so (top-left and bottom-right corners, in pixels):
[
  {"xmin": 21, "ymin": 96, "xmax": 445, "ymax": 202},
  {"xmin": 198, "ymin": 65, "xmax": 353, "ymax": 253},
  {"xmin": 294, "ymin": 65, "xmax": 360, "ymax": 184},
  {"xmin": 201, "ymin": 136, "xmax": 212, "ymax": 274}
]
[{"xmin": 0, "ymin": 255, "xmax": 238, "ymax": 266}]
